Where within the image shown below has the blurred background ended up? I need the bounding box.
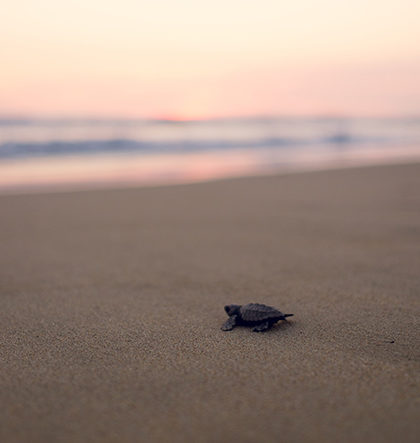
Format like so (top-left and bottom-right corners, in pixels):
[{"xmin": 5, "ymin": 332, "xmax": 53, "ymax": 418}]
[{"xmin": 1, "ymin": 0, "xmax": 420, "ymax": 192}]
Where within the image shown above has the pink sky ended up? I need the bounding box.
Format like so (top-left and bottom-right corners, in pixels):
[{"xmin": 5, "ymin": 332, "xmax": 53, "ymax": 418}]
[{"xmin": 2, "ymin": 0, "xmax": 420, "ymax": 119}]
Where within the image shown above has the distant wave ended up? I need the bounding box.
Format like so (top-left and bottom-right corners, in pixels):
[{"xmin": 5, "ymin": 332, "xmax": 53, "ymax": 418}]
[
  {"xmin": 0, "ymin": 134, "xmax": 398, "ymax": 160},
  {"xmin": 1, "ymin": 116, "xmax": 419, "ymax": 161}
]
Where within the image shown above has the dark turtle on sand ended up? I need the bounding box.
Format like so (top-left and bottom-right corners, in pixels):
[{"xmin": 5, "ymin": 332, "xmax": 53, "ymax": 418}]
[{"xmin": 221, "ymin": 303, "xmax": 293, "ymax": 332}]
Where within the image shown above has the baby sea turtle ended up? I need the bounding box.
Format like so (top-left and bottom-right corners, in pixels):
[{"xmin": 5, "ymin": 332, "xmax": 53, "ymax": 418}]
[{"xmin": 221, "ymin": 303, "xmax": 293, "ymax": 332}]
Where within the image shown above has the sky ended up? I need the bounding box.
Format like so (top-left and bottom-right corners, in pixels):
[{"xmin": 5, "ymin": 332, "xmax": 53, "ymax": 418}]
[{"xmin": 1, "ymin": 0, "xmax": 420, "ymax": 119}]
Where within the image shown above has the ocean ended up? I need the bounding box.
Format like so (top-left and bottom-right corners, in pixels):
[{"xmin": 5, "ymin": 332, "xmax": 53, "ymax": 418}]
[{"xmin": 1, "ymin": 117, "xmax": 420, "ymax": 192}]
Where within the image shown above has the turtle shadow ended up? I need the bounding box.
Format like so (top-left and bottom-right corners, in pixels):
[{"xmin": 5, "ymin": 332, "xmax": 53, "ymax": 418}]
[
  {"xmin": 263, "ymin": 320, "xmax": 295, "ymax": 334},
  {"xmin": 224, "ymin": 320, "xmax": 295, "ymax": 334}
]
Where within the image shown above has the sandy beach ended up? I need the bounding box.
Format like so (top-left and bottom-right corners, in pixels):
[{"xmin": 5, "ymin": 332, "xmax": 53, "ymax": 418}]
[{"xmin": 1, "ymin": 162, "xmax": 419, "ymax": 443}]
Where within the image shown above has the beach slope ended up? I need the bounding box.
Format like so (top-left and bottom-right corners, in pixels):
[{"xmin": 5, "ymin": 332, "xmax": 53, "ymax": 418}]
[{"xmin": 1, "ymin": 163, "xmax": 419, "ymax": 442}]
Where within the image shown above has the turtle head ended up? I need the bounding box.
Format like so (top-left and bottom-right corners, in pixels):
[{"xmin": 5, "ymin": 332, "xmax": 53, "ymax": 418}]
[{"xmin": 224, "ymin": 304, "xmax": 241, "ymax": 316}]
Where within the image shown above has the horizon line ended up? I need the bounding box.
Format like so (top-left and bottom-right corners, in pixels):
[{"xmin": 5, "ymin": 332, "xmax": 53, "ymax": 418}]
[{"xmin": 1, "ymin": 113, "xmax": 420, "ymax": 123}]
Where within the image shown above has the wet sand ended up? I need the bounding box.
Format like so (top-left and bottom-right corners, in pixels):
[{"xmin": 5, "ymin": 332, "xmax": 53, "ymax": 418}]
[{"xmin": 1, "ymin": 163, "xmax": 419, "ymax": 442}]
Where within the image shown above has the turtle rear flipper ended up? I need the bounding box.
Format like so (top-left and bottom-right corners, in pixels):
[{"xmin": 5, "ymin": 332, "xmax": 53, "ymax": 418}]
[{"xmin": 252, "ymin": 321, "xmax": 271, "ymax": 332}]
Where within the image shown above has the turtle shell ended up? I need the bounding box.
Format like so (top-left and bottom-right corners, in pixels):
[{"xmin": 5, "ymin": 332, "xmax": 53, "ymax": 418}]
[{"xmin": 239, "ymin": 303, "xmax": 283, "ymax": 322}]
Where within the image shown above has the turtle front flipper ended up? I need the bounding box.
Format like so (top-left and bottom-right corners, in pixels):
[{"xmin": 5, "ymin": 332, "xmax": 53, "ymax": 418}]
[
  {"xmin": 221, "ymin": 315, "xmax": 238, "ymax": 331},
  {"xmin": 252, "ymin": 321, "xmax": 271, "ymax": 332}
]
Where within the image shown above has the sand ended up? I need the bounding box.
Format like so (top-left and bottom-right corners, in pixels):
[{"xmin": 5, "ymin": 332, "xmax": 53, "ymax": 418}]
[{"xmin": 1, "ymin": 163, "xmax": 419, "ymax": 443}]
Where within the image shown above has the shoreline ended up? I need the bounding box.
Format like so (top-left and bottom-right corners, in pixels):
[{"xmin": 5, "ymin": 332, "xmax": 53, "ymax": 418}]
[{"xmin": 1, "ymin": 153, "xmax": 420, "ymax": 196}]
